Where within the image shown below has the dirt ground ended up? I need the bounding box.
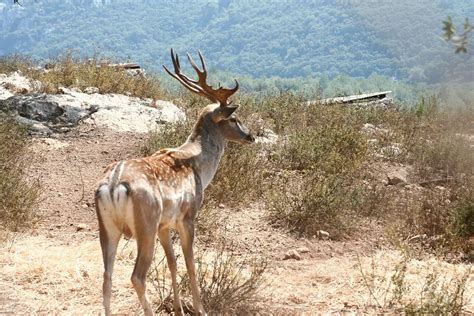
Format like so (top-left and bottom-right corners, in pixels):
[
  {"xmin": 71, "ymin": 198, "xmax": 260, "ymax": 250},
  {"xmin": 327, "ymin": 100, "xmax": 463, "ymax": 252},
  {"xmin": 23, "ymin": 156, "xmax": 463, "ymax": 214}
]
[{"xmin": 0, "ymin": 125, "xmax": 473, "ymax": 314}]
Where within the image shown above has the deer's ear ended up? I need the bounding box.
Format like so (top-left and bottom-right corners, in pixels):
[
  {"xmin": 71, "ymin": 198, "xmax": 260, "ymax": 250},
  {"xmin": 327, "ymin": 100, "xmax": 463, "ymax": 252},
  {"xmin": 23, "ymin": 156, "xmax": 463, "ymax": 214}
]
[{"xmin": 212, "ymin": 105, "xmax": 239, "ymax": 122}]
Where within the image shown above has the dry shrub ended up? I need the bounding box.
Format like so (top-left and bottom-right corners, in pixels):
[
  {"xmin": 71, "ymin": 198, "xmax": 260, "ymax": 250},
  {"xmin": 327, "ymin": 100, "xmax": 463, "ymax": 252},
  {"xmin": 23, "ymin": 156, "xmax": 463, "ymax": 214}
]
[
  {"xmin": 377, "ymin": 101, "xmax": 474, "ymax": 256},
  {"xmin": 206, "ymin": 143, "xmax": 268, "ymax": 207},
  {"xmin": 149, "ymin": 239, "xmax": 266, "ymax": 314},
  {"xmin": 23, "ymin": 53, "xmax": 165, "ymax": 99},
  {"xmin": 0, "ymin": 55, "xmax": 33, "ymax": 74},
  {"xmin": 358, "ymin": 252, "xmax": 470, "ymax": 314},
  {"xmin": 266, "ymin": 100, "xmax": 368, "ymax": 238},
  {"xmin": 141, "ymin": 120, "xmax": 193, "ymax": 156},
  {"xmin": 0, "ymin": 116, "xmax": 40, "ymax": 231},
  {"xmin": 268, "ymin": 173, "xmax": 367, "ymax": 239}
]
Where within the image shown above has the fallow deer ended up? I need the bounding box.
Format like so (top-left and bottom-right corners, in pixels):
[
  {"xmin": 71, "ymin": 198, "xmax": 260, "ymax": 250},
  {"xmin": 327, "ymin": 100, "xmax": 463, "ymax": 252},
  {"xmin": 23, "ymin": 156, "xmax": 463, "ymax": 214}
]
[{"xmin": 95, "ymin": 49, "xmax": 255, "ymax": 315}]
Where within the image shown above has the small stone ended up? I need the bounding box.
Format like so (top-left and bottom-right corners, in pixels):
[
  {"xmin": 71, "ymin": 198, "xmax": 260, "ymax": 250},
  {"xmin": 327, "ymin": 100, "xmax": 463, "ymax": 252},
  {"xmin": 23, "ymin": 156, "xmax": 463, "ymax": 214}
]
[
  {"xmin": 297, "ymin": 246, "xmax": 310, "ymax": 254},
  {"xmin": 81, "ymin": 204, "xmax": 88, "ymax": 209},
  {"xmin": 409, "ymin": 234, "xmax": 427, "ymax": 242},
  {"xmin": 381, "ymin": 144, "xmax": 402, "ymax": 157},
  {"xmin": 218, "ymin": 203, "xmax": 225, "ymax": 209},
  {"xmin": 367, "ymin": 138, "xmax": 378, "ymax": 145},
  {"xmin": 58, "ymin": 192, "xmax": 63, "ymax": 197},
  {"xmin": 361, "ymin": 123, "xmax": 375, "ymax": 134},
  {"xmin": 387, "ymin": 168, "xmax": 408, "ymax": 185},
  {"xmin": 283, "ymin": 249, "xmax": 301, "ymax": 260},
  {"xmin": 76, "ymin": 223, "xmax": 89, "ymax": 231},
  {"xmin": 317, "ymin": 230, "xmax": 330, "ymax": 240},
  {"xmin": 84, "ymin": 86, "xmax": 99, "ymax": 94}
]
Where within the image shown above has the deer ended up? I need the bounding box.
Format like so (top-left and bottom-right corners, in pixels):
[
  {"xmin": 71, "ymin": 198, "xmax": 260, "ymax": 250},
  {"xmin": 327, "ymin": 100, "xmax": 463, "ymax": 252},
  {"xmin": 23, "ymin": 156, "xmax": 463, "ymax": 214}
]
[{"xmin": 94, "ymin": 49, "xmax": 255, "ymax": 316}]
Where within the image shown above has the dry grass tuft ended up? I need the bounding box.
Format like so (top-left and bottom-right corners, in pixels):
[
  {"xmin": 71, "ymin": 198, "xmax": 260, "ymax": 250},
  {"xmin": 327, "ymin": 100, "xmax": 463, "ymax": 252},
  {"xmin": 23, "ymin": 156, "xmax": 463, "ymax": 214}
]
[
  {"xmin": 149, "ymin": 237, "xmax": 267, "ymax": 314},
  {"xmin": 0, "ymin": 55, "xmax": 34, "ymax": 75},
  {"xmin": 358, "ymin": 251, "xmax": 470, "ymax": 314},
  {"xmin": 1, "ymin": 53, "xmax": 165, "ymax": 100},
  {"xmin": 0, "ymin": 116, "xmax": 40, "ymax": 231}
]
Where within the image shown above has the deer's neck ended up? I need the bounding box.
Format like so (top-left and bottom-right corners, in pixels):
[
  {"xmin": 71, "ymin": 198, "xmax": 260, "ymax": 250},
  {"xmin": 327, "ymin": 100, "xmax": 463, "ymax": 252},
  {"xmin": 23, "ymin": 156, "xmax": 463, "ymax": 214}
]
[{"xmin": 179, "ymin": 117, "xmax": 225, "ymax": 189}]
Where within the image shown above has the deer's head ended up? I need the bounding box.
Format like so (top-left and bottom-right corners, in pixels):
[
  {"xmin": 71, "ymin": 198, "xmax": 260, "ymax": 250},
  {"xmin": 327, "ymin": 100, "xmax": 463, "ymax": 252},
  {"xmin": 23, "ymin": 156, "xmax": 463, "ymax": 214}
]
[{"xmin": 164, "ymin": 49, "xmax": 255, "ymax": 145}]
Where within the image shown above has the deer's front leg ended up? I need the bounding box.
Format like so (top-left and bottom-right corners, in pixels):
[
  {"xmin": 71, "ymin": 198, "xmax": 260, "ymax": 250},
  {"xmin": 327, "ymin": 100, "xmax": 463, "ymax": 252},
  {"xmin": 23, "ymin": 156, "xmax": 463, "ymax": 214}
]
[{"xmin": 178, "ymin": 219, "xmax": 206, "ymax": 315}]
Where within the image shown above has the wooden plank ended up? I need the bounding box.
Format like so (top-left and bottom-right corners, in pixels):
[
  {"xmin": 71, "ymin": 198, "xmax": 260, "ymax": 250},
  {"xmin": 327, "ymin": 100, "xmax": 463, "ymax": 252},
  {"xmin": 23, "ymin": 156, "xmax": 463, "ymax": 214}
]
[{"xmin": 319, "ymin": 91, "xmax": 392, "ymax": 104}]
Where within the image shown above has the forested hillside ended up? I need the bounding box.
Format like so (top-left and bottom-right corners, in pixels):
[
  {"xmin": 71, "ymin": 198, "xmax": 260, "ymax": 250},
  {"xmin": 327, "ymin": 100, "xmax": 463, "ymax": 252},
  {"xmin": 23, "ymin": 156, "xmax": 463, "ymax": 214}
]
[{"xmin": 0, "ymin": 0, "xmax": 473, "ymax": 84}]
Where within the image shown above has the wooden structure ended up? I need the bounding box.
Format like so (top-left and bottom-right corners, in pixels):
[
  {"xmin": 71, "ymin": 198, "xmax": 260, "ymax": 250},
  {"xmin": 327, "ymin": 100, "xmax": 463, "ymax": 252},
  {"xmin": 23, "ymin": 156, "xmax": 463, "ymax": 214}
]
[{"xmin": 308, "ymin": 91, "xmax": 392, "ymax": 106}]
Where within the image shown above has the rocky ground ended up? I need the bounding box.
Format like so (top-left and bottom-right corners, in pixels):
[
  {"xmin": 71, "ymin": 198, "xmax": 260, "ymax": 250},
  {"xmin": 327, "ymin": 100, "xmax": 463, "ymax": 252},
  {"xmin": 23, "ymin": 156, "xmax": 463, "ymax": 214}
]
[{"xmin": 0, "ymin": 73, "xmax": 472, "ymax": 314}]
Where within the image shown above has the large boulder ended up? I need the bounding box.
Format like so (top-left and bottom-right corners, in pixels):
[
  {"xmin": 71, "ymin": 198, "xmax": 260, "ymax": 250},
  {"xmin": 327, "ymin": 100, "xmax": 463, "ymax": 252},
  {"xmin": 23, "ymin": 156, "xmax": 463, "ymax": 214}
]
[{"xmin": 0, "ymin": 87, "xmax": 185, "ymax": 134}]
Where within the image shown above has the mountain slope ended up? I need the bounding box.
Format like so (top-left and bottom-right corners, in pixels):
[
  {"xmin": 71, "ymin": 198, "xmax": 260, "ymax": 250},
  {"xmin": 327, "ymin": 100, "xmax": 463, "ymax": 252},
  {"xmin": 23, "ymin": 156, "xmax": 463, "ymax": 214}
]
[{"xmin": 0, "ymin": 0, "xmax": 472, "ymax": 83}]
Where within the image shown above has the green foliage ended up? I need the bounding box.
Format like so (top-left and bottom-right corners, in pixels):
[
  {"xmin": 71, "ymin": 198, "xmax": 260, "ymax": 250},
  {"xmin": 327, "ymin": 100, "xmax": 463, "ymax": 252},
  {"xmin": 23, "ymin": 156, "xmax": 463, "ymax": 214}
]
[
  {"xmin": 443, "ymin": 16, "xmax": 473, "ymax": 53},
  {"xmin": 0, "ymin": 0, "xmax": 472, "ymax": 85}
]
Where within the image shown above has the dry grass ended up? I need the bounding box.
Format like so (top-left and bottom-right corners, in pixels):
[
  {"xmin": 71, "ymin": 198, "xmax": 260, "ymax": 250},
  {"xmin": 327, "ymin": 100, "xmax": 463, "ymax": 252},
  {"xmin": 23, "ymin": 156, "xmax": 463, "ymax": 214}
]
[
  {"xmin": 264, "ymin": 98, "xmax": 369, "ymax": 239},
  {"xmin": 1, "ymin": 53, "xmax": 165, "ymax": 100},
  {"xmin": 149, "ymin": 236, "xmax": 267, "ymax": 314},
  {"xmin": 0, "ymin": 55, "xmax": 34, "ymax": 75},
  {"xmin": 375, "ymin": 101, "xmax": 474, "ymax": 257},
  {"xmin": 0, "ymin": 235, "xmax": 147, "ymax": 314},
  {"xmin": 0, "ymin": 116, "xmax": 40, "ymax": 232},
  {"xmin": 358, "ymin": 251, "xmax": 471, "ymax": 314}
]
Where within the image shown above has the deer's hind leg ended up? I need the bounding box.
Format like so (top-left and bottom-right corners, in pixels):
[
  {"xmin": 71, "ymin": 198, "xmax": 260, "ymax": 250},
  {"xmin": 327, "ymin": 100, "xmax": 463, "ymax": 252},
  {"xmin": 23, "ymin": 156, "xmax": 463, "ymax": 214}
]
[
  {"xmin": 96, "ymin": 197, "xmax": 122, "ymax": 316},
  {"xmin": 130, "ymin": 189, "xmax": 160, "ymax": 316}
]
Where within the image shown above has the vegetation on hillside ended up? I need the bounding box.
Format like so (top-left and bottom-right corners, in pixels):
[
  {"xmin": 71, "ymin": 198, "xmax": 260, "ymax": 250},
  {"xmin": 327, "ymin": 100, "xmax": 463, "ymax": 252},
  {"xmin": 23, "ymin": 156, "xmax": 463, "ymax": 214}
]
[{"xmin": 0, "ymin": 0, "xmax": 472, "ymax": 84}]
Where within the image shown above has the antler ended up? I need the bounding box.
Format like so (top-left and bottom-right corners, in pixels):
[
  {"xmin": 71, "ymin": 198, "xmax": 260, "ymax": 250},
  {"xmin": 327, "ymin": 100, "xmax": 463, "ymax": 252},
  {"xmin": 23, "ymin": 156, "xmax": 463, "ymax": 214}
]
[{"xmin": 163, "ymin": 49, "xmax": 239, "ymax": 106}]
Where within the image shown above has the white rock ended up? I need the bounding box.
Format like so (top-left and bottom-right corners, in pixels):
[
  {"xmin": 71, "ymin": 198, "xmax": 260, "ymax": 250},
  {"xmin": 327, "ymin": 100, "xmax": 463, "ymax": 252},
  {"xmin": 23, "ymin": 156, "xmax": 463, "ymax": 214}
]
[
  {"xmin": 317, "ymin": 230, "xmax": 330, "ymax": 239},
  {"xmin": 387, "ymin": 167, "xmax": 408, "ymax": 185},
  {"xmin": 0, "ymin": 70, "xmax": 36, "ymax": 93},
  {"xmin": 0, "ymin": 86, "xmax": 14, "ymax": 100},
  {"xmin": 255, "ymin": 128, "xmax": 278, "ymax": 145},
  {"xmin": 361, "ymin": 123, "xmax": 376, "ymax": 134},
  {"xmin": 5, "ymin": 87, "xmax": 185, "ymax": 134},
  {"xmin": 76, "ymin": 223, "xmax": 90, "ymax": 231},
  {"xmin": 283, "ymin": 249, "xmax": 301, "ymax": 260},
  {"xmin": 381, "ymin": 144, "xmax": 402, "ymax": 157}
]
